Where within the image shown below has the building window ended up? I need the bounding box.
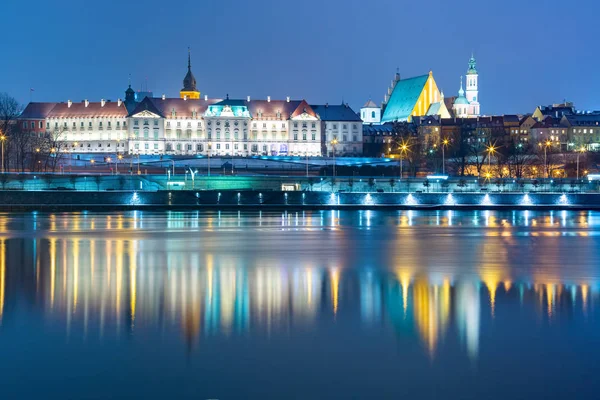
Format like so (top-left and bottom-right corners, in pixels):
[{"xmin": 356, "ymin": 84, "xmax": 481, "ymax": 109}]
[
  {"xmin": 312, "ymin": 133, "xmax": 316, "ymax": 141},
  {"xmin": 303, "ymin": 132, "xmax": 307, "ymax": 141},
  {"xmin": 145, "ymin": 143, "xmax": 149, "ymax": 150},
  {"xmin": 134, "ymin": 120, "xmax": 139, "ymax": 126},
  {"xmin": 294, "ymin": 133, "xmax": 298, "ymax": 141},
  {"xmin": 154, "ymin": 143, "xmax": 159, "ymax": 150},
  {"xmin": 371, "ymin": 111, "xmax": 375, "ymax": 118},
  {"xmin": 332, "ymin": 124, "xmax": 337, "ymax": 129},
  {"xmin": 216, "ymin": 143, "xmax": 221, "ymax": 150}
]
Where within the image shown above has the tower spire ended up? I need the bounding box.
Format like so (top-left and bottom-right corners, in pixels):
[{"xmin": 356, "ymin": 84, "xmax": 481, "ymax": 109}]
[{"xmin": 188, "ymin": 46, "xmax": 191, "ymax": 70}]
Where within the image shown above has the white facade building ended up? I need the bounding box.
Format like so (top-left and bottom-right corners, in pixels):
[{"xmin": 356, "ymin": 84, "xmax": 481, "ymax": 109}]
[
  {"xmin": 360, "ymin": 100, "xmax": 381, "ymax": 124},
  {"xmin": 313, "ymin": 104, "xmax": 363, "ymax": 156},
  {"xmin": 453, "ymin": 55, "xmax": 480, "ymax": 118}
]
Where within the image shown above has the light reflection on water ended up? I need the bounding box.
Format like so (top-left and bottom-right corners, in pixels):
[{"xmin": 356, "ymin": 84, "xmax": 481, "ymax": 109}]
[{"xmin": 0, "ymin": 210, "xmax": 599, "ymax": 399}]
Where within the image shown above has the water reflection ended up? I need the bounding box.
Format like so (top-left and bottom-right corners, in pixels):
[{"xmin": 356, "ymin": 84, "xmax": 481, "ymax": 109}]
[{"xmin": 0, "ymin": 210, "xmax": 597, "ymax": 368}]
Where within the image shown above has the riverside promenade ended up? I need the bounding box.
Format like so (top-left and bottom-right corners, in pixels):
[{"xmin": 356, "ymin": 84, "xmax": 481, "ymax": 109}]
[{"xmin": 0, "ymin": 173, "xmax": 599, "ymax": 210}]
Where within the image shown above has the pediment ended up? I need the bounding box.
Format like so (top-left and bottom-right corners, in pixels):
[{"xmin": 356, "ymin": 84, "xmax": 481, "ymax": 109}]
[
  {"xmin": 292, "ymin": 112, "xmax": 318, "ymax": 121},
  {"xmin": 132, "ymin": 110, "xmax": 161, "ymax": 118}
]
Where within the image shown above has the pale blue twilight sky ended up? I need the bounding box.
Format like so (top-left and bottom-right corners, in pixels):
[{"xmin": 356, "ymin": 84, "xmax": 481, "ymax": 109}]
[{"xmin": 1, "ymin": 0, "xmax": 598, "ymax": 114}]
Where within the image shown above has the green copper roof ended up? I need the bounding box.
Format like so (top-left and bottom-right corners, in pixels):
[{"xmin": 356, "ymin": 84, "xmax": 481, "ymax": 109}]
[
  {"xmin": 381, "ymin": 74, "xmax": 429, "ymax": 123},
  {"xmin": 467, "ymin": 55, "xmax": 477, "ymax": 75}
]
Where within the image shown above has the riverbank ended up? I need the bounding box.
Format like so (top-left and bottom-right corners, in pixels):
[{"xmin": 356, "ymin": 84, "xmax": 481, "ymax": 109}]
[{"xmin": 0, "ymin": 190, "xmax": 599, "ymax": 211}]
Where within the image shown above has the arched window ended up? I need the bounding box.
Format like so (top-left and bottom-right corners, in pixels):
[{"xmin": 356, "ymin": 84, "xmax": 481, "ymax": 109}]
[{"xmin": 371, "ymin": 111, "xmax": 375, "ymax": 118}]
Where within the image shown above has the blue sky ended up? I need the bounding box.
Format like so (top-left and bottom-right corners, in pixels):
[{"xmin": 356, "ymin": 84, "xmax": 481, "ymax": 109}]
[{"xmin": 2, "ymin": 0, "xmax": 597, "ymax": 115}]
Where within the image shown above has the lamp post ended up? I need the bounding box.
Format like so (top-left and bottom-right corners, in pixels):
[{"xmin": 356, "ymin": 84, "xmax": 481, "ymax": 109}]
[
  {"xmin": 106, "ymin": 157, "xmax": 112, "ymax": 175},
  {"xmin": 137, "ymin": 153, "xmax": 140, "ymax": 175},
  {"xmin": 577, "ymin": 146, "xmax": 586, "ymax": 180},
  {"xmin": 399, "ymin": 143, "xmax": 408, "ymax": 179},
  {"xmin": 441, "ymin": 138, "xmax": 449, "ymax": 175},
  {"xmin": 486, "ymin": 144, "xmax": 496, "ymax": 174},
  {"xmin": 543, "ymin": 140, "xmax": 552, "ymax": 178},
  {"xmin": 0, "ymin": 134, "xmax": 6, "ymax": 174},
  {"xmin": 331, "ymin": 138, "xmax": 338, "ymax": 177},
  {"xmin": 116, "ymin": 154, "xmax": 123, "ymax": 174}
]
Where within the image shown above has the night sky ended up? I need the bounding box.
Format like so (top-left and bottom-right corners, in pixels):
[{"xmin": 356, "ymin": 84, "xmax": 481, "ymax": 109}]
[{"xmin": 2, "ymin": 0, "xmax": 597, "ymax": 115}]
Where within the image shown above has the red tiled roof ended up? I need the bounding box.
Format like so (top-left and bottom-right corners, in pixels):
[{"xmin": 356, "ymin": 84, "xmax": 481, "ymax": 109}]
[
  {"xmin": 48, "ymin": 101, "xmax": 128, "ymax": 118},
  {"xmin": 245, "ymin": 99, "xmax": 303, "ymax": 119},
  {"xmin": 130, "ymin": 97, "xmax": 223, "ymax": 118},
  {"xmin": 19, "ymin": 102, "xmax": 58, "ymax": 119}
]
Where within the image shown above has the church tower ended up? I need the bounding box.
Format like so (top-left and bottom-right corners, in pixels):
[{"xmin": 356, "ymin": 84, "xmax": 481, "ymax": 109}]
[
  {"xmin": 180, "ymin": 48, "xmax": 200, "ymax": 99},
  {"xmin": 465, "ymin": 54, "xmax": 480, "ymax": 116}
]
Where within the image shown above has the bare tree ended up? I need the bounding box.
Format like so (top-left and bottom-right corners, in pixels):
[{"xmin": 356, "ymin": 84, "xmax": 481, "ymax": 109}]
[{"xmin": 0, "ymin": 93, "xmax": 23, "ymax": 172}]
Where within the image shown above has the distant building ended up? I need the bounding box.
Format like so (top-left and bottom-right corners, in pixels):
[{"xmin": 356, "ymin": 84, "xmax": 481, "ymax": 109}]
[
  {"xmin": 362, "ymin": 123, "xmax": 397, "ymax": 157},
  {"xmin": 18, "ymin": 102, "xmax": 57, "ymax": 138},
  {"xmin": 17, "ymin": 51, "xmax": 371, "ymax": 157},
  {"xmin": 533, "ymin": 102, "xmax": 575, "ymax": 121},
  {"xmin": 313, "ymin": 103, "xmax": 363, "ymax": 156},
  {"xmin": 380, "ymin": 71, "xmax": 444, "ymax": 123},
  {"xmin": 560, "ymin": 114, "xmax": 600, "ymax": 150},
  {"xmin": 360, "ymin": 100, "xmax": 381, "ymax": 124},
  {"xmin": 179, "ymin": 49, "xmax": 200, "ymax": 100},
  {"xmin": 452, "ymin": 55, "xmax": 480, "ymax": 118},
  {"xmin": 529, "ymin": 117, "xmax": 566, "ymax": 147}
]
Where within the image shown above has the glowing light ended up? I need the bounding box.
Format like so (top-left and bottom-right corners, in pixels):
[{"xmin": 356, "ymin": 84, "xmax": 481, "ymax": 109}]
[
  {"xmin": 330, "ymin": 268, "xmax": 340, "ymax": 315},
  {"xmin": 481, "ymin": 194, "xmax": 492, "ymax": 206},
  {"xmin": 521, "ymin": 194, "xmax": 533, "ymax": 206},
  {"xmin": 405, "ymin": 194, "xmax": 418, "ymax": 206},
  {"xmin": 363, "ymin": 193, "xmax": 374, "ymax": 205},
  {"xmin": 558, "ymin": 194, "xmax": 569, "ymax": 205},
  {"xmin": 444, "ymin": 194, "xmax": 456, "ymax": 205}
]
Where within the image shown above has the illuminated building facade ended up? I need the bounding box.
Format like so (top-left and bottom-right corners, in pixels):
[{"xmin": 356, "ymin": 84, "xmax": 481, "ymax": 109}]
[
  {"xmin": 18, "ymin": 53, "xmax": 365, "ymax": 156},
  {"xmin": 380, "ymin": 71, "xmax": 445, "ymax": 123}
]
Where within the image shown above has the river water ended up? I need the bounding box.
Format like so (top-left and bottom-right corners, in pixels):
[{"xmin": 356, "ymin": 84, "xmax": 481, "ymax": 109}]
[{"xmin": 0, "ymin": 210, "xmax": 598, "ymax": 399}]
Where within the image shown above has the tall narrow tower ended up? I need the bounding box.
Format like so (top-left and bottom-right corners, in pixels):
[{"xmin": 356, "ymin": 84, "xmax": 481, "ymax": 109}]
[
  {"xmin": 180, "ymin": 48, "xmax": 200, "ymax": 100},
  {"xmin": 465, "ymin": 54, "xmax": 480, "ymax": 116}
]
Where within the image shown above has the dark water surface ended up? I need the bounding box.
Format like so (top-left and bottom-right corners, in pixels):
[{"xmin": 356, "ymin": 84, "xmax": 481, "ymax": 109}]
[{"xmin": 0, "ymin": 210, "xmax": 599, "ymax": 399}]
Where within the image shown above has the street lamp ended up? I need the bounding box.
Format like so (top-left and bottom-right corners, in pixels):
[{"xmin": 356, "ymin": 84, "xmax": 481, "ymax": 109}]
[
  {"xmin": 441, "ymin": 138, "xmax": 449, "ymax": 175},
  {"xmin": 543, "ymin": 140, "xmax": 552, "ymax": 178},
  {"xmin": 0, "ymin": 134, "xmax": 6, "ymax": 174},
  {"xmin": 116, "ymin": 154, "xmax": 123, "ymax": 174},
  {"xmin": 399, "ymin": 143, "xmax": 408, "ymax": 179},
  {"xmin": 486, "ymin": 144, "xmax": 496, "ymax": 172},
  {"xmin": 577, "ymin": 145, "xmax": 586, "ymax": 180},
  {"xmin": 331, "ymin": 138, "xmax": 338, "ymax": 177}
]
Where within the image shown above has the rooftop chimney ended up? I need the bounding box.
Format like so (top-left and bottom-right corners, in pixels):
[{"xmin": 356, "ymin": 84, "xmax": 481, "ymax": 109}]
[
  {"xmin": 204, "ymin": 95, "xmax": 208, "ymax": 101},
  {"xmin": 101, "ymin": 99, "xmax": 106, "ymax": 107},
  {"xmin": 84, "ymin": 99, "xmax": 89, "ymax": 107},
  {"xmin": 67, "ymin": 100, "xmax": 72, "ymax": 108},
  {"xmin": 117, "ymin": 99, "xmax": 122, "ymax": 107},
  {"xmin": 286, "ymin": 96, "xmax": 290, "ymax": 102},
  {"xmin": 267, "ymin": 96, "xmax": 271, "ymax": 102},
  {"xmin": 162, "ymin": 94, "xmax": 166, "ymax": 100},
  {"xmin": 247, "ymin": 95, "xmax": 251, "ymax": 102}
]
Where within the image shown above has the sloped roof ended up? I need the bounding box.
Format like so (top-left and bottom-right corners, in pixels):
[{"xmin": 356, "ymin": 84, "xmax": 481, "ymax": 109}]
[
  {"xmin": 363, "ymin": 123, "xmax": 396, "ymax": 136},
  {"xmin": 363, "ymin": 100, "xmax": 378, "ymax": 108},
  {"xmin": 290, "ymin": 100, "xmax": 317, "ymax": 119},
  {"xmin": 48, "ymin": 101, "xmax": 128, "ymax": 118},
  {"xmin": 426, "ymin": 102, "xmax": 442, "ymax": 116},
  {"xmin": 381, "ymin": 74, "xmax": 429, "ymax": 123},
  {"xmin": 245, "ymin": 100, "xmax": 302, "ymax": 119},
  {"xmin": 562, "ymin": 114, "xmax": 600, "ymax": 126},
  {"xmin": 312, "ymin": 104, "xmax": 361, "ymax": 121},
  {"xmin": 132, "ymin": 97, "xmax": 222, "ymax": 118},
  {"xmin": 19, "ymin": 102, "xmax": 57, "ymax": 119}
]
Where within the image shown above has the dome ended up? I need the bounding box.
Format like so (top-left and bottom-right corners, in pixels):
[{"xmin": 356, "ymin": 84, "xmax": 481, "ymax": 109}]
[{"xmin": 454, "ymin": 96, "xmax": 469, "ymax": 105}]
